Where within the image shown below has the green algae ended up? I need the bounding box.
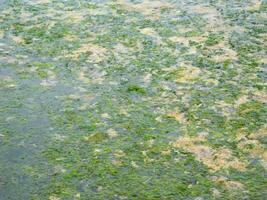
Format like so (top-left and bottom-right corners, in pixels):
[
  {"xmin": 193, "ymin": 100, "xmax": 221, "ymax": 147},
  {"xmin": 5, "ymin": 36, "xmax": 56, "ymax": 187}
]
[{"xmin": 0, "ymin": 0, "xmax": 266, "ymax": 199}]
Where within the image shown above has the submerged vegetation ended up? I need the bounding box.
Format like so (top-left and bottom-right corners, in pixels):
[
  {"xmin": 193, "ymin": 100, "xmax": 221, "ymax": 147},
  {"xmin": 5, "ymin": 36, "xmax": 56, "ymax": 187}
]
[{"xmin": 0, "ymin": 0, "xmax": 266, "ymax": 199}]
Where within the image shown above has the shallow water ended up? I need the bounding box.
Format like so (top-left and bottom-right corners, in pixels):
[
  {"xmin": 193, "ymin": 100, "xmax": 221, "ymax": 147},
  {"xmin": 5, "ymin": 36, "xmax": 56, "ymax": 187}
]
[{"xmin": 0, "ymin": 0, "xmax": 266, "ymax": 199}]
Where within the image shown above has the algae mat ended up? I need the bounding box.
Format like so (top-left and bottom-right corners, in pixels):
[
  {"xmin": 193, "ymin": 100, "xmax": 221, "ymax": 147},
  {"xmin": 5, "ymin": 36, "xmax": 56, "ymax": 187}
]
[{"xmin": 0, "ymin": 0, "xmax": 266, "ymax": 199}]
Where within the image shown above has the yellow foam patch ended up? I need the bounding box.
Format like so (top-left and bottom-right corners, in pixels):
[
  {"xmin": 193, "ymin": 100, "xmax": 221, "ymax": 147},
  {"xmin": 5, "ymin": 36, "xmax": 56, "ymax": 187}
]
[
  {"xmin": 116, "ymin": 0, "xmax": 172, "ymax": 20},
  {"xmin": 176, "ymin": 66, "xmax": 201, "ymax": 83},
  {"xmin": 67, "ymin": 43, "xmax": 107, "ymax": 63},
  {"xmin": 212, "ymin": 176, "xmax": 245, "ymax": 190},
  {"xmin": 173, "ymin": 135, "xmax": 246, "ymax": 172}
]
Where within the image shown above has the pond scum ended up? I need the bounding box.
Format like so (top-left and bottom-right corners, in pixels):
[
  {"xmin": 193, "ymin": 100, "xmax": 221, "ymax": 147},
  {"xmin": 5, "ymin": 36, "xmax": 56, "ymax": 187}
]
[{"xmin": 0, "ymin": 0, "xmax": 266, "ymax": 199}]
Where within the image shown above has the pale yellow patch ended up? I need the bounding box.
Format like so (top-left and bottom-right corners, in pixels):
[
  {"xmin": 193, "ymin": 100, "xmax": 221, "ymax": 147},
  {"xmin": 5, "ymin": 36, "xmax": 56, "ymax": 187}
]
[
  {"xmin": 31, "ymin": 0, "xmax": 51, "ymax": 4},
  {"xmin": 101, "ymin": 113, "xmax": 111, "ymax": 119},
  {"xmin": 96, "ymin": 186, "xmax": 103, "ymax": 192},
  {"xmin": 69, "ymin": 93, "xmax": 92, "ymax": 110},
  {"xmin": 92, "ymin": 77, "xmax": 105, "ymax": 85},
  {"xmin": 19, "ymin": 11, "xmax": 34, "ymax": 23},
  {"xmin": 1, "ymin": 76, "xmax": 16, "ymax": 88},
  {"xmin": 205, "ymin": 148, "xmax": 246, "ymax": 172},
  {"xmin": 1, "ymin": 8, "xmax": 12, "ymax": 15},
  {"xmin": 119, "ymin": 107, "xmax": 129, "ymax": 116},
  {"xmin": 88, "ymin": 7, "xmax": 110, "ymax": 16},
  {"xmin": 191, "ymin": 5, "xmax": 223, "ymax": 31},
  {"xmin": 140, "ymin": 27, "xmax": 162, "ymax": 44},
  {"xmin": 235, "ymin": 95, "xmax": 249, "ymax": 107},
  {"xmin": 10, "ymin": 35, "xmax": 24, "ymax": 44},
  {"xmin": 94, "ymin": 148, "xmax": 102, "ymax": 153},
  {"xmin": 215, "ymin": 100, "xmax": 233, "ymax": 118},
  {"xmin": 116, "ymin": 0, "xmax": 172, "ymax": 20},
  {"xmin": 187, "ymin": 47, "xmax": 197, "ymax": 55},
  {"xmin": 64, "ymin": 34, "xmax": 79, "ymax": 42},
  {"xmin": 161, "ymin": 66, "xmax": 177, "ymax": 72},
  {"xmin": 188, "ymin": 4, "xmax": 243, "ymax": 37},
  {"xmin": 212, "ymin": 176, "xmax": 244, "ymax": 190},
  {"xmin": 247, "ymin": 0, "xmax": 262, "ymax": 11},
  {"xmin": 212, "ymin": 188, "xmax": 221, "ymax": 198},
  {"xmin": 69, "ymin": 93, "xmax": 82, "ymax": 101},
  {"xmin": 0, "ymin": 30, "xmax": 4, "ymax": 39},
  {"xmin": 6, "ymin": 116, "xmax": 15, "ymax": 122},
  {"xmin": 114, "ymin": 150, "xmax": 126, "ymax": 158},
  {"xmin": 173, "ymin": 136, "xmax": 246, "ymax": 172},
  {"xmin": 205, "ymin": 78, "xmax": 219, "ymax": 86},
  {"xmin": 176, "ymin": 66, "xmax": 201, "ymax": 83},
  {"xmin": 207, "ymin": 41, "xmax": 238, "ymax": 62},
  {"xmin": 112, "ymin": 160, "xmax": 123, "ymax": 166},
  {"xmin": 49, "ymin": 196, "xmax": 60, "ymax": 200},
  {"xmin": 131, "ymin": 161, "xmax": 139, "ymax": 168},
  {"xmin": 168, "ymin": 34, "xmax": 206, "ymax": 46},
  {"xmin": 114, "ymin": 43, "xmax": 130, "ymax": 54},
  {"xmin": 107, "ymin": 128, "xmax": 118, "ymax": 138},
  {"xmin": 143, "ymin": 73, "xmax": 152, "ymax": 86},
  {"xmin": 78, "ymin": 70, "xmax": 90, "ymax": 84},
  {"xmin": 177, "ymin": 27, "xmax": 193, "ymax": 34},
  {"xmin": 155, "ymin": 116, "xmax": 162, "ymax": 122},
  {"xmin": 260, "ymin": 56, "xmax": 267, "ymax": 64},
  {"xmin": 74, "ymin": 86, "xmax": 87, "ymax": 92},
  {"xmin": 40, "ymin": 70, "xmax": 57, "ymax": 87},
  {"xmin": 236, "ymin": 126, "xmax": 267, "ymax": 168},
  {"xmin": 190, "ymin": 35, "xmax": 207, "ymax": 43},
  {"xmin": 83, "ymin": 94, "xmax": 92, "ymax": 101},
  {"xmin": 75, "ymin": 193, "xmax": 81, "ymax": 199},
  {"xmin": 27, "ymin": 8, "xmax": 59, "ymax": 20},
  {"xmin": 68, "ymin": 43, "xmax": 107, "ymax": 63},
  {"xmin": 140, "ymin": 27, "xmax": 157, "ymax": 36},
  {"xmin": 0, "ymin": 43, "xmax": 8, "ymax": 52},
  {"xmin": 29, "ymin": 7, "xmax": 82, "ymax": 23},
  {"xmin": 169, "ymin": 36, "xmax": 189, "ymax": 46},
  {"xmin": 78, "ymin": 103, "xmax": 90, "ymax": 111},
  {"xmin": 254, "ymin": 90, "xmax": 267, "ymax": 103},
  {"xmin": 76, "ymin": 69, "xmax": 106, "ymax": 85},
  {"xmin": 40, "ymin": 79, "xmax": 57, "ymax": 87},
  {"xmin": 249, "ymin": 126, "xmax": 267, "ymax": 140},
  {"xmin": 64, "ymin": 11, "xmax": 84, "ymax": 24},
  {"xmin": 238, "ymin": 139, "xmax": 266, "ymax": 160},
  {"xmin": 168, "ymin": 35, "xmax": 206, "ymax": 54},
  {"xmin": 167, "ymin": 110, "xmax": 186, "ymax": 123},
  {"xmin": 145, "ymin": 139, "xmax": 155, "ymax": 147},
  {"xmin": 54, "ymin": 165, "xmax": 66, "ymax": 173},
  {"xmin": 227, "ymin": 25, "xmax": 246, "ymax": 34},
  {"xmin": 161, "ymin": 149, "xmax": 171, "ymax": 155},
  {"xmin": 112, "ymin": 43, "xmax": 136, "ymax": 65},
  {"xmin": 142, "ymin": 150, "xmax": 155, "ymax": 163},
  {"xmin": 191, "ymin": 5, "xmax": 218, "ymax": 15},
  {"xmin": 54, "ymin": 134, "xmax": 66, "ymax": 141},
  {"xmin": 198, "ymin": 131, "xmax": 209, "ymax": 137}
]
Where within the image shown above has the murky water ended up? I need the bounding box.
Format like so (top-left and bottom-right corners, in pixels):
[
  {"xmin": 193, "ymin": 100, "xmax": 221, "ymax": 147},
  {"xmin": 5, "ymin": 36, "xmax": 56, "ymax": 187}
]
[{"xmin": 0, "ymin": 0, "xmax": 266, "ymax": 199}]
